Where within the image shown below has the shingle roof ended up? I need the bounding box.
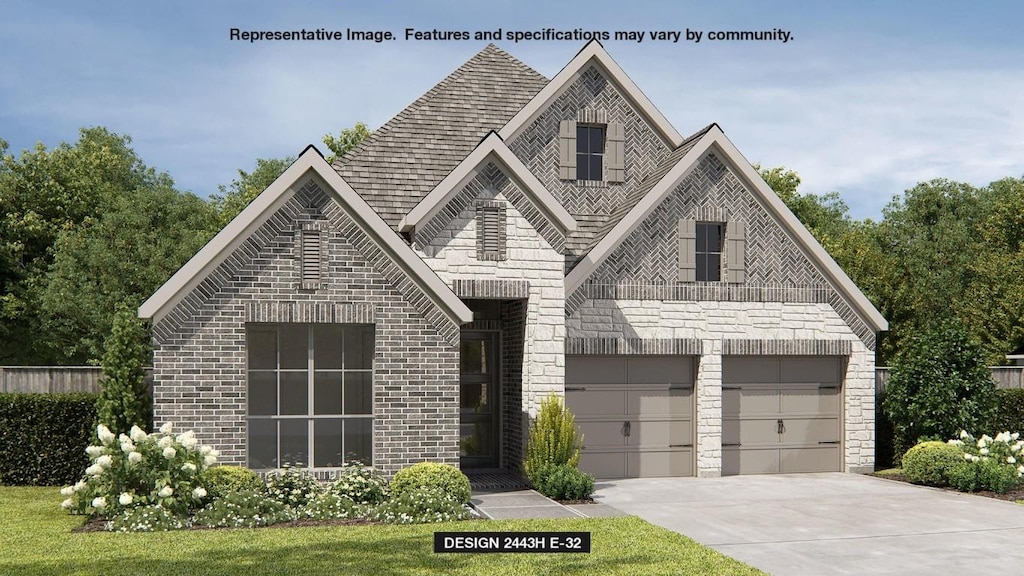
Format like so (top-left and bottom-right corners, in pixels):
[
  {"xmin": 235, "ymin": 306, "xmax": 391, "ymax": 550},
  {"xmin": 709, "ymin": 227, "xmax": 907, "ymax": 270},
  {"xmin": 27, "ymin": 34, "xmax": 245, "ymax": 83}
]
[{"xmin": 333, "ymin": 45, "xmax": 549, "ymax": 230}]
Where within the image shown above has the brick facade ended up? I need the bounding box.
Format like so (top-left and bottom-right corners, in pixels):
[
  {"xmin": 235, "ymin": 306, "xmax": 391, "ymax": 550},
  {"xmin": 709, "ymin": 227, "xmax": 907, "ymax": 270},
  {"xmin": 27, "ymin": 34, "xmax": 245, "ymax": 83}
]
[{"xmin": 151, "ymin": 180, "xmax": 460, "ymax": 476}]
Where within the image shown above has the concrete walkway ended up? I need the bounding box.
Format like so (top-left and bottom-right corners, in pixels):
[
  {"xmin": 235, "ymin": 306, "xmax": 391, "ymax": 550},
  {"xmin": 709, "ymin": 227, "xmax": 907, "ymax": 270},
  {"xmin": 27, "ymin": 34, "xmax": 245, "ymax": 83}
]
[
  {"xmin": 595, "ymin": 473, "xmax": 1024, "ymax": 576},
  {"xmin": 471, "ymin": 489, "xmax": 627, "ymax": 519}
]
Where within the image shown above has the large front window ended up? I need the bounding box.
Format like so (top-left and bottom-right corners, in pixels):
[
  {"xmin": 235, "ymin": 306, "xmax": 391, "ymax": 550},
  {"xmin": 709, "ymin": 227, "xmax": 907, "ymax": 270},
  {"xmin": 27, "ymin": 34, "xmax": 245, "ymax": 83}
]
[{"xmin": 246, "ymin": 324, "xmax": 374, "ymax": 468}]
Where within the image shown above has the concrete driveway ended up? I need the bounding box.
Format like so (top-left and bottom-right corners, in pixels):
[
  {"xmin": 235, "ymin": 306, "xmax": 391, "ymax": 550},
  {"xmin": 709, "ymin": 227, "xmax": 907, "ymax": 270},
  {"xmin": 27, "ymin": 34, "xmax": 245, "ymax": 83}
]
[{"xmin": 595, "ymin": 473, "xmax": 1024, "ymax": 576}]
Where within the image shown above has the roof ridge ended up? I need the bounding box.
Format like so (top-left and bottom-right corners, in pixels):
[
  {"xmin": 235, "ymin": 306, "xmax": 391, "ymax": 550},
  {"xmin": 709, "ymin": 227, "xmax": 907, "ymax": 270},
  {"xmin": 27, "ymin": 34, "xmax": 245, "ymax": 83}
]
[{"xmin": 333, "ymin": 45, "xmax": 545, "ymax": 168}]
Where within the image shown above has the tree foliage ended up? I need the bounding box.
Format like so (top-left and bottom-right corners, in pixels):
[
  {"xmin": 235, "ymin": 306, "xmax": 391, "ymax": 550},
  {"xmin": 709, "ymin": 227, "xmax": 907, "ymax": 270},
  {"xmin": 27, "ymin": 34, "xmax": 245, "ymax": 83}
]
[
  {"xmin": 97, "ymin": 306, "xmax": 152, "ymax": 434},
  {"xmin": 322, "ymin": 122, "xmax": 371, "ymax": 164},
  {"xmin": 0, "ymin": 128, "xmax": 197, "ymax": 363},
  {"xmin": 882, "ymin": 320, "xmax": 997, "ymax": 460},
  {"xmin": 210, "ymin": 156, "xmax": 294, "ymax": 227}
]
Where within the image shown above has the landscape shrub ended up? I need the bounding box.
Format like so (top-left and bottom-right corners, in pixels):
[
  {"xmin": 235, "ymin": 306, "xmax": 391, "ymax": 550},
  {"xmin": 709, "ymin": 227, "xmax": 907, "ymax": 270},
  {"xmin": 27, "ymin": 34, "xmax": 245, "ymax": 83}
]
[
  {"xmin": 523, "ymin": 395, "xmax": 583, "ymax": 485},
  {"xmin": 390, "ymin": 462, "xmax": 471, "ymax": 505},
  {"xmin": 193, "ymin": 489, "xmax": 295, "ymax": 528},
  {"xmin": 882, "ymin": 320, "xmax": 997, "ymax": 461},
  {"xmin": 330, "ymin": 462, "xmax": 388, "ymax": 504},
  {"xmin": 96, "ymin": 306, "xmax": 152, "ymax": 435},
  {"xmin": 990, "ymin": 389, "xmax": 1024, "ymax": 436},
  {"xmin": 264, "ymin": 466, "xmax": 323, "ymax": 507},
  {"xmin": 59, "ymin": 423, "xmax": 216, "ymax": 517},
  {"xmin": 296, "ymin": 492, "xmax": 356, "ymax": 520},
  {"xmin": 533, "ymin": 464, "xmax": 594, "ymax": 500},
  {"xmin": 108, "ymin": 503, "xmax": 189, "ymax": 532},
  {"xmin": 203, "ymin": 465, "xmax": 263, "ymax": 499},
  {"xmin": 0, "ymin": 392, "xmax": 96, "ymax": 486},
  {"xmin": 948, "ymin": 459, "xmax": 1022, "ymax": 494},
  {"xmin": 901, "ymin": 441, "xmax": 964, "ymax": 486},
  {"xmin": 367, "ymin": 486, "xmax": 470, "ymax": 524}
]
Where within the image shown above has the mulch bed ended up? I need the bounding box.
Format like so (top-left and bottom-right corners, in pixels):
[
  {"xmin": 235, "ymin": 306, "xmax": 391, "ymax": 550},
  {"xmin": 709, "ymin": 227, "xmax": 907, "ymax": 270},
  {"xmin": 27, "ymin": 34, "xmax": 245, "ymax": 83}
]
[
  {"xmin": 870, "ymin": 472, "xmax": 1024, "ymax": 502},
  {"xmin": 553, "ymin": 498, "xmax": 596, "ymax": 505}
]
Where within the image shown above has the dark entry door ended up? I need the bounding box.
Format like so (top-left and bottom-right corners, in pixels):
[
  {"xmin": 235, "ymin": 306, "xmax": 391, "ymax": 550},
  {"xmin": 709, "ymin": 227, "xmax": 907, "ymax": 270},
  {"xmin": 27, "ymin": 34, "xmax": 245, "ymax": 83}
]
[{"xmin": 460, "ymin": 331, "xmax": 499, "ymax": 468}]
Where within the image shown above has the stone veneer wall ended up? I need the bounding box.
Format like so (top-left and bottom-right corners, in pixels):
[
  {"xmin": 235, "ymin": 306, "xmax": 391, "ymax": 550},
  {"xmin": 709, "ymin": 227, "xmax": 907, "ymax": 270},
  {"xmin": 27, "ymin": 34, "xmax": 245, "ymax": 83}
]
[
  {"xmin": 567, "ymin": 300, "xmax": 875, "ymax": 476},
  {"xmin": 151, "ymin": 181, "xmax": 459, "ymax": 476},
  {"xmin": 416, "ymin": 167, "xmax": 566, "ymax": 460}
]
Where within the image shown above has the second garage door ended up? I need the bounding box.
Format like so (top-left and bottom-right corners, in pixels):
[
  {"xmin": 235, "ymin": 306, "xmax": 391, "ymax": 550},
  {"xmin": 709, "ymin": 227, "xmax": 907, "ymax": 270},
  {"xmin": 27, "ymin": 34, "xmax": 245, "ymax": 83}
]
[
  {"xmin": 566, "ymin": 356, "xmax": 695, "ymax": 479},
  {"xmin": 722, "ymin": 356, "xmax": 843, "ymax": 475}
]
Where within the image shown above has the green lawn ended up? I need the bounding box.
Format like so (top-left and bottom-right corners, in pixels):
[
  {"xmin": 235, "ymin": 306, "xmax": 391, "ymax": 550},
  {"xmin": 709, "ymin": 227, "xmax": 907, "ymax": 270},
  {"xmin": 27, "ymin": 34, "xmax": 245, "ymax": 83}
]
[{"xmin": 1, "ymin": 486, "xmax": 764, "ymax": 576}]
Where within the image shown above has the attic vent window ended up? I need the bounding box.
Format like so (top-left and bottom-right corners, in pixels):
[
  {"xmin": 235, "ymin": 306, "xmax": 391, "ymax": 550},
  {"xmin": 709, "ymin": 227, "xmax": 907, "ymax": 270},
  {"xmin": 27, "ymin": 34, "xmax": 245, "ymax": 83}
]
[
  {"xmin": 476, "ymin": 201, "xmax": 506, "ymax": 261},
  {"xmin": 299, "ymin": 227, "xmax": 322, "ymax": 289}
]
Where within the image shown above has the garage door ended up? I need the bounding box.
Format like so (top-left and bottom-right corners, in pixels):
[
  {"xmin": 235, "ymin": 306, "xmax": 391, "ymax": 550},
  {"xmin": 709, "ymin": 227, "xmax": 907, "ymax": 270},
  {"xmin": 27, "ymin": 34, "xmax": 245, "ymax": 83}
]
[
  {"xmin": 566, "ymin": 356, "xmax": 694, "ymax": 479},
  {"xmin": 722, "ymin": 356, "xmax": 842, "ymax": 475}
]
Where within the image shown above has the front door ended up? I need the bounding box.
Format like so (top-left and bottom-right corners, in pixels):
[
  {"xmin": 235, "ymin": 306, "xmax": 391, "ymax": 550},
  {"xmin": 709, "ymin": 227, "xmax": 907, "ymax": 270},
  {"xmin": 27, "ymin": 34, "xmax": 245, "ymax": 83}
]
[{"xmin": 460, "ymin": 331, "xmax": 500, "ymax": 469}]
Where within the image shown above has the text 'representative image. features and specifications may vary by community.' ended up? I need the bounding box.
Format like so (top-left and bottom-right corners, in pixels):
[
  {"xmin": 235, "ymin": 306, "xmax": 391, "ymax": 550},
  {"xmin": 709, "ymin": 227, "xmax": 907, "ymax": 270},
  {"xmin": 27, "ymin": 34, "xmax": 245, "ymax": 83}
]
[{"xmin": 228, "ymin": 27, "xmax": 794, "ymax": 44}]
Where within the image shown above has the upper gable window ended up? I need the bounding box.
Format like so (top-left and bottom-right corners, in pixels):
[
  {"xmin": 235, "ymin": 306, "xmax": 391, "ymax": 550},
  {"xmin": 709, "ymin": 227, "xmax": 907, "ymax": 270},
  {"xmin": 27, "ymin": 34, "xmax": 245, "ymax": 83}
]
[
  {"xmin": 695, "ymin": 222, "xmax": 723, "ymax": 282},
  {"xmin": 576, "ymin": 125, "xmax": 605, "ymax": 181}
]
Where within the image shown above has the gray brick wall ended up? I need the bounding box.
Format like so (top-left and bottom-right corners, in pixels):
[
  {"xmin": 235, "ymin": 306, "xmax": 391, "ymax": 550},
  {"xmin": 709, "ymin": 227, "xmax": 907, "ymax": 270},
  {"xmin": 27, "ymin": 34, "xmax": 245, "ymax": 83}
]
[{"xmin": 151, "ymin": 180, "xmax": 459, "ymax": 476}]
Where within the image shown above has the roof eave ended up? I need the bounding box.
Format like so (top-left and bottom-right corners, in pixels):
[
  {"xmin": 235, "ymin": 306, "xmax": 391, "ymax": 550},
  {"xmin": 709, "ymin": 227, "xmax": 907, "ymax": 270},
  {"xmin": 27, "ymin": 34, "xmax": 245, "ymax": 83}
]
[
  {"xmin": 497, "ymin": 41, "xmax": 683, "ymax": 148},
  {"xmin": 401, "ymin": 132, "xmax": 576, "ymax": 236},
  {"xmin": 565, "ymin": 126, "xmax": 888, "ymax": 334},
  {"xmin": 140, "ymin": 147, "xmax": 472, "ymax": 326}
]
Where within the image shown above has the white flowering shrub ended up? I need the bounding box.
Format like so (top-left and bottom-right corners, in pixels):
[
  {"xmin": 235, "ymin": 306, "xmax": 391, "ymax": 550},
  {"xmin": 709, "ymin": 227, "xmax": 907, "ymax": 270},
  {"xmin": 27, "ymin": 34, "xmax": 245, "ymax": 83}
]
[
  {"xmin": 192, "ymin": 489, "xmax": 295, "ymax": 528},
  {"xmin": 296, "ymin": 492, "xmax": 357, "ymax": 520},
  {"xmin": 330, "ymin": 462, "xmax": 389, "ymax": 505},
  {"xmin": 59, "ymin": 423, "xmax": 216, "ymax": 518},
  {"xmin": 366, "ymin": 486, "xmax": 470, "ymax": 524},
  {"xmin": 108, "ymin": 504, "xmax": 190, "ymax": 532},
  {"xmin": 945, "ymin": 430, "xmax": 1024, "ymax": 493},
  {"xmin": 264, "ymin": 466, "xmax": 323, "ymax": 507}
]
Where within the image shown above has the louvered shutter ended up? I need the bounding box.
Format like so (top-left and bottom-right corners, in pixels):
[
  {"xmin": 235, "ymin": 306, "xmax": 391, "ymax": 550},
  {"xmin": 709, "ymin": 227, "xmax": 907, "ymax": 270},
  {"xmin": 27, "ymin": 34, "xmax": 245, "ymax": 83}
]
[
  {"xmin": 476, "ymin": 203, "xmax": 506, "ymax": 260},
  {"xmin": 678, "ymin": 219, "xmax": 696, "ymax": 282},
  {"xmin": 725, "ymin": 221, "xmax": 746, "ymax": 283},
  {"xmin": 300, "ymin": 229, "xmax": 321, "ymax": 288},
  {"xmin": 558, "ymin": 120, "xmax": 577, "ymax": 180},
  {"xmin": 606, "ymin": 121, "xmax": 625, "ymax": 182}
]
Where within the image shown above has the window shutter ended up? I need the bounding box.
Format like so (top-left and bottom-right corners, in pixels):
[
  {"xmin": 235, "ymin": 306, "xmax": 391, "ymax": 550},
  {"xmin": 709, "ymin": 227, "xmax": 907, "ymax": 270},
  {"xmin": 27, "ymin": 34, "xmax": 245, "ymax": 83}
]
[
  {"xmin": 678, "ymin": 219, "xmax": 696, "ymax": 282},
  {"xmin": 558, "ymin": 120, "xmax": 577, "ymax": 180},
  {"xmin": 606, "ymin": 121, "xmax": 625, "ymax": 182},
  {"xmin": 476, "ymin": 203, "xmax": 506, "ymax": 260},
  {"xmin": 725, "ymin": 221, "xmax": 746, "ymax": 283},
  {"xmin": 300, "ymin": 229, "xmax": 322, "ymax": 288}
]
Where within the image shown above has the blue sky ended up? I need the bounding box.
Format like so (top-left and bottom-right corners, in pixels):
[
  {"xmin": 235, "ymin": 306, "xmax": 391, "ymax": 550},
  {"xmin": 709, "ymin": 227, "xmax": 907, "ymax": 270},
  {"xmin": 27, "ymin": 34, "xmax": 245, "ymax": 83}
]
[{"xmin": 2, "ymin": 0, "xmax": 1021, "ymax": 220}]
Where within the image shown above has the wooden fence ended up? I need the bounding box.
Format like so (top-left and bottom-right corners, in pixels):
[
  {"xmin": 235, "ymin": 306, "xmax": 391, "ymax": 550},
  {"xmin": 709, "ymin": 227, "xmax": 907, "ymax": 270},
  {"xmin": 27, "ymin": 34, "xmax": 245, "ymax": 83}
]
[
  {"xmin": 2, "ymin": 365, "xmax": 1022, "ymax": 394},
  {"xmin": 875, "ymin": 366, "xmax": 1024, "ymax": 392},
  {"xmin": 0, "ymin": 366, "xmax": 153, "ymax": 394}
]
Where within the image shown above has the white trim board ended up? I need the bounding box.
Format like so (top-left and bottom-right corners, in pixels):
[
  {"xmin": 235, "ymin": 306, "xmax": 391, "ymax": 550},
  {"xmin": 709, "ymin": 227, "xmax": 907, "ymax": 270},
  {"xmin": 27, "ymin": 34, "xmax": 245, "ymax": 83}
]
[{"xmin": 139, "ymin": 146, "xmax": 473, "ymax": 326}]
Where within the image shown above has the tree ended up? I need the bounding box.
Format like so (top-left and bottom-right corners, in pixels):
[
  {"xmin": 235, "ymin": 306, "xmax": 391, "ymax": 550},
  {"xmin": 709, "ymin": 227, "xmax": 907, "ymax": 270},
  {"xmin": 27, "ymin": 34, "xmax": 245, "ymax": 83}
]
[
  {"xmin": 97, "ymin": 306, "xmax": 152, "ymax": 434},
  {"xmin": 39, "ymin": 185, "xmax": 217, "ymax": 363},
  {"xmin": 882, "ymin": 319, "xmax": 997, "ymax": 461},
  {"xmin": 872, "ymin": 179, "xmax": 988, "ymax": 362},
  {"xmin": 210, "ymin": 156, "xmax": 294, "ymax": 227},
  {"xmin": 957, "ymin": 176, "xmax": 1024, "ymax": 363},
  {"xmin": 322, "ymin": 122, "xmax": 371, "ymax": 164},
  {"xmin": 0, "ymin": 127, "xmax": 179, "ymax": 364}
]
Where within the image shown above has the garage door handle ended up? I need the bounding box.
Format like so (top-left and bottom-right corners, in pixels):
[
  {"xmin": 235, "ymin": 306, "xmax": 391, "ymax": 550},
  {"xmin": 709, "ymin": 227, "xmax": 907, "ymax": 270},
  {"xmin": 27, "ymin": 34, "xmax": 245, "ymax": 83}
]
[
  {"xmin": 565, "ymin": 386, "xmax": 586, "ymax": 391},
  {"xmin": 622, "ymin": 421, "xmax": 631, "ymax": 437},
  {"xmin": 818, "ymin": 441, "xmax": 840, "ymax": 445},
  {"xmin": 777, "ymin": 419, "xmax": 785, "ymax": 434}
]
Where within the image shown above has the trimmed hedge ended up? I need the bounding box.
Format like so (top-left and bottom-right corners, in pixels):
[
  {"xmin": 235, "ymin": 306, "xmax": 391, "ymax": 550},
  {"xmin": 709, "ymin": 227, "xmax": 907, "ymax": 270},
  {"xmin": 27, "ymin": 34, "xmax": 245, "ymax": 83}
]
[
  {"xmin": 901, "ymin": 441, "xmax": 964, "ymax": 486},
  {"xmin": 991, "ymin": 388, "xmax": 1024, "ymax": 434},
  {"xmin": 0, "ymin": 393, "xmax": 97, "ymax": 486}
]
